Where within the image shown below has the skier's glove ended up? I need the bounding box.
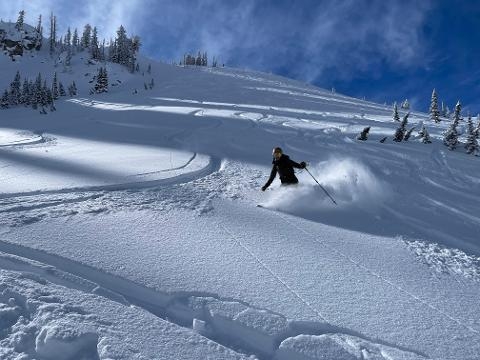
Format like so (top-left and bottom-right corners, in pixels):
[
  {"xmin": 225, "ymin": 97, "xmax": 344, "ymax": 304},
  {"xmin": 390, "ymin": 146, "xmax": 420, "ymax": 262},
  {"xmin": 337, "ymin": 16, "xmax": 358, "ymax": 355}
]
[
  {"xmin": 261, "ymin": 186, "xmax": 267, "ymax": 191},
  {"xmin": 300, "ymin": 161, "xmax": 306, "ymax": 169}
]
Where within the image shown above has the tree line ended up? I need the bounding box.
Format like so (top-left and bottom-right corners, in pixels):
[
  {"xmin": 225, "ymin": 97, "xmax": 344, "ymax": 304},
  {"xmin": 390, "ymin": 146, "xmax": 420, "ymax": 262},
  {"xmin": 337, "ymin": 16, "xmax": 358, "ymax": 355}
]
[{"xmin": 357, "ymin": 90, "xmax": 480, "ymax": 156}]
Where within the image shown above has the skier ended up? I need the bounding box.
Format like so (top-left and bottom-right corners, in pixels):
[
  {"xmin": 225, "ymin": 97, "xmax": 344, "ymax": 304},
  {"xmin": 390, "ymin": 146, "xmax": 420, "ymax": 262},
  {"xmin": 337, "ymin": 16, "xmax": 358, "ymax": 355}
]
[{"xmin": 261, "ymin": 147, "xmax": 306, "ymax": 191}]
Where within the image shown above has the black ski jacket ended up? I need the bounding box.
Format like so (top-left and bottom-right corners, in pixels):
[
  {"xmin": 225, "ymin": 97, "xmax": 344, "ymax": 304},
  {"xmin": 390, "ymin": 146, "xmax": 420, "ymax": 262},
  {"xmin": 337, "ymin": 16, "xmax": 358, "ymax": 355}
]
[{"xmin": 263, "ymin": 154, "xmax": 304, "ymax": 189}]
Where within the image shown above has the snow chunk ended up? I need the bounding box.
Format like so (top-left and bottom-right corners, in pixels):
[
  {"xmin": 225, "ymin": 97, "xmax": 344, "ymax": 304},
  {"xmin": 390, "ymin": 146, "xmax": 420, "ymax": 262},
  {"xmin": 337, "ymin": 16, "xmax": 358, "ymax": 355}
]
[
  {"xmin": 276, "ymin": 334, "xmax": 426, "ymax": 360},
  {"xmin": 35, "ymin": 325, "xmax": 99, "ymax": 360}
]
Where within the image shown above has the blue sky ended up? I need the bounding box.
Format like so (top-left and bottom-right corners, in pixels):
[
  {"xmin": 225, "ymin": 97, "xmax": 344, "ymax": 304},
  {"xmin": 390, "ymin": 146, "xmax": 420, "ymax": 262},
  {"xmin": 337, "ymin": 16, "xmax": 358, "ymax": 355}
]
[{"xmin": 2, "ymin": 0, "xmax": 479, "ymax": 114}]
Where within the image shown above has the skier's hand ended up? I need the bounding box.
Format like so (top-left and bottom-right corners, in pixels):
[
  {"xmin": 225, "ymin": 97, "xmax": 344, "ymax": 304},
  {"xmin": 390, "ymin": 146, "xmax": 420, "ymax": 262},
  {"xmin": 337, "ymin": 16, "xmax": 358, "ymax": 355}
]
[
  {"xmin": 261, "ymin": 186, "xmax": 267, "ymax": 191},
  {"xmin": 300, "ymin": 161, "xmax": 306, "ymax": 169}
]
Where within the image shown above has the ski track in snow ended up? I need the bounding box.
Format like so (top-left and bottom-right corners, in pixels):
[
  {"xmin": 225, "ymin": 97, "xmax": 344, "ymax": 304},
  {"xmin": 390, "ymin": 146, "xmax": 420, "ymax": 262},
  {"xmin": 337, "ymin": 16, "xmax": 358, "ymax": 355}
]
[
  {"xmin": 0, "ymin": 244, "xmax": 428, "ymax": 360},
  {"xmin": 1, "ymin": 59, "xmax": 480, "ymax": 359}
]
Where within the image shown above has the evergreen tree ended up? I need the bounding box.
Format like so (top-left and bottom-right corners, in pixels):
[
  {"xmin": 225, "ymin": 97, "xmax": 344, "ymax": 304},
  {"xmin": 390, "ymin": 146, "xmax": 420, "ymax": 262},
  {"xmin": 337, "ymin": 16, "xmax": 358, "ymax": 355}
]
[
  {"xmin": 1, "ymin": 90, "xmax": 9, "ymax": 109},
  {"xmin": 112, "ymin": 25, "xmax": 137, "ymax": 72},
  {"xmin": 36, "ymin": 14, "xmax": 43, "ymax": 37},
  {"xmin": 393, "ymin": 102, "xmax": 400, "ymax": 122},
  {"xmin": 476, "ymin": 115, "xmax": 480, "ymax": 138},
  {"xmin": 465, "ymin": 116, "xmax": 479, "ymax": 155},
  {"xmin": 94, "ymin": 67, "xmax": 108, "ymax": 93},
  {"xmin": 401, "ymin": 99, "xmax": 410, "ymax": 110},
  {"xmin": 418, "ymin": 126, "xmax": 432, "ymax": 144},
  {"xmin": 132, "ymin": 36, "xmax": 141, "ymax": 52},
  {"xmin": 357, "ymin": 126, "xmax": 370, "ymax": 141},
  {"xmin": 22, "ymin": 79, "xmax": 30, "ymax": 105},
  {"xmin": 196, "ymin": 51, "xmax": 202, "ymax": 66},
  {"xmin": 65, "ymin": 48, "xmax": 72, "ymax": 67},
  {"xmin": 47, "ymin": 89, "xmax": 55, "ymax": 112},
  {"xmin": 52, "ymin": 72, "xmax": 59, "ymax": 100},
  {"xmin": 429, "ymin": 88, "xmax": 440, "ymax": 123},
  {"xmin": 393, "ymin": 112, "xmax": 410, "ymax": 142},
  {"xmin": 59, "ymin": 82, "xmax": 66, "ymax": 96},
  {"xmin": 49, "ymin": 12, "xmax": 57, "ymax": 55},
  {"xmin": 72, "ymin": 28, "xmax": 79, "ymax": 51},
  {"xmin": 443, "ymin": 101, "xmax": 461, "ymax": 150},
  {"xmin": 91, "ymin": 26, "xmax": 100, "ymax": 60},
  {"xmin": 68, "ymin": 81, "xmax": 78, "ymax": 96},
  {"xmin": 149, "ymin": 78, "xmax": 155, "ymax": 89},
  {"xmin": 9, "ymin": 71, "xmax": 22, "ymax": 106},
  {"xmin": 15, "ymin": 10, "xmax": 25, "ymax": 31},
  {"xmin": 81, "ymin": 24, "xmax": 92, "ymax": 49},
  {"xmin": 65, "ymin": 27, "xmax": 71, "ymax": 47},
  {"xmin": 404, "ymin": 127, "xmax": 416, "ymax": 141},
  {"xmin": 41, "ymin": 80, "xmax": 49, "ymax": 106},
  {"xmin": 147, "ymin": 64, "xmax": 151, "ymax": 74}
]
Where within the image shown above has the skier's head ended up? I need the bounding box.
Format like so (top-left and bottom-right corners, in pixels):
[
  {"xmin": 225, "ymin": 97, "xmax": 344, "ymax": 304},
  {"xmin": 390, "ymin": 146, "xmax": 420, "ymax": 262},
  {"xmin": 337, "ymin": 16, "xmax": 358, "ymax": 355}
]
[{"xmin": 272, "ymin": 147, "xmax": 282, "ymax": 160}]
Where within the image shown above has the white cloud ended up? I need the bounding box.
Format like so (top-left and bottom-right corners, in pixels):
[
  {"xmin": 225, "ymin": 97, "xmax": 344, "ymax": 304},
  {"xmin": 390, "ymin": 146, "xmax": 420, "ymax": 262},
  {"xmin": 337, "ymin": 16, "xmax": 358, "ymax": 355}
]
[{"xmin": 0, "ymin": 1, "xmax": 432, "ymax": 84}]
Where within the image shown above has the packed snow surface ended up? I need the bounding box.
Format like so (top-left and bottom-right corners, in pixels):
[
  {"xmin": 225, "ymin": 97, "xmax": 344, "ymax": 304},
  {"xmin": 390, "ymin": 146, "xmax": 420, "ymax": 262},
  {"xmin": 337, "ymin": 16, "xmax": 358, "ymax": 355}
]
[{"xmin": 0, "ymin": 46, "xmax": 479, "ymax": 359}]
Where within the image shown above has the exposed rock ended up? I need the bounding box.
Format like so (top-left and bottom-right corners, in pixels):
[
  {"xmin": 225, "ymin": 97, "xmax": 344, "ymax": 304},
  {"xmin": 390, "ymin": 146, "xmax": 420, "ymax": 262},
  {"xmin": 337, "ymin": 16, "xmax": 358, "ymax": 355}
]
[{"xmin": 0, "ymin": 21, "xmax": 42, "ymax": 58}]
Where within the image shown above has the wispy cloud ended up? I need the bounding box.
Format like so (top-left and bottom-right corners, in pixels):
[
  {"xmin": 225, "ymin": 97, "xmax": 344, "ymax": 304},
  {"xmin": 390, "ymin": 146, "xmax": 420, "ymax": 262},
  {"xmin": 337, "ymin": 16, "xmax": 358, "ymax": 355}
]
[{"xmin": 1, "ymin": 1, "xmax": 432, "ymax": 84}]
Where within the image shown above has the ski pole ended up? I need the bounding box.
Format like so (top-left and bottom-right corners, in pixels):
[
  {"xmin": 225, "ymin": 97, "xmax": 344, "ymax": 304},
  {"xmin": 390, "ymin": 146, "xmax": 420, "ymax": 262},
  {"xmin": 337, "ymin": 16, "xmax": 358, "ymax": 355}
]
[{"xmin": 304, "ymin": 167, "xmax": 337, "ymax": 205}]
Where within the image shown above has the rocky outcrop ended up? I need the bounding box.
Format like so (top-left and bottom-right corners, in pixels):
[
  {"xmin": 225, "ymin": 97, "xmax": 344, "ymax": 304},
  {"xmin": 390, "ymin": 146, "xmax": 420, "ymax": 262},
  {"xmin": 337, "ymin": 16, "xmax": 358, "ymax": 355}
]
[{"xmin": 0, "ymin": 21, "xmax": 42, "ymax": 58}]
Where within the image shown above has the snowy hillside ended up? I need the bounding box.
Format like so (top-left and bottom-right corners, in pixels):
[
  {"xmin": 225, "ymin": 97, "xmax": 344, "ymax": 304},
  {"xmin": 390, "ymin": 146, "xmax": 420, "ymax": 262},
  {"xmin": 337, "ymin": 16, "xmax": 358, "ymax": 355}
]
[{"xmin": 1, "ymin": 34, "xmax": 480, "ymax": 360}]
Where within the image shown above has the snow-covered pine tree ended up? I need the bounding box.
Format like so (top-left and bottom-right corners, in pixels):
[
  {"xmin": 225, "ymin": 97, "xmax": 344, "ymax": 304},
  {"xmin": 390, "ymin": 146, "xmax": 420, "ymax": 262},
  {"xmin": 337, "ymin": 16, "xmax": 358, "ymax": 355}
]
[
  {"xmin": 9, "ymin": 71, "xmax": 22, "ymax": 106},
  {"xmin": 418, "ymin": 126, "xmax": 432, "ymax": 144},
  {"xmin": 443, "ymin": 101, "xmax": 461, "ymax": 150},
  {"xmin": 429, "ymin": 88, "xmax": 440, "ymax": 123},
  {"xmin": 52, "ymin": 72, "xmax": 59, "ymax": 100},
  {"xmin": 22, "ymin": 79, "xmax": 29, "ymax": 105},
  {"xmin": 91, "ymin": 27, "xmax": 100, "ymax": 60},
  {"xmin": 94, "ymin": 67, "xmax": 108, "ymax": 93},
  {"xmin": 47, "ymin": 88, "xmax": 55, "ymax": 111},
  {"xmin": 72, "ymin": 28, "xmax": 79, "ymax": 52},
  {"xmin": 65, "ymin": 27, "xmax": 71, "ymax": 47},
  {"xmin": 393, "ymin": 102, "xmax": 400, "ymax": 122},
  {"xmin": 36, "ymin": 15, "xmax": 43, "ymax": 42},
  {"xmin": 149, "ymin": 78, "xmax": 154, "ymax": 89},
  {"xmin": 476, "ymin": 115, "xmax": 480, "ymax": 138},
  {"xmin": 132, "ymin": 36, "xmax": 141, "ymax": 53},
  {"xmin": 393, "ymin": 112, "xmax": 410, "ymax": 142},
  {"xmin": 147, "ymin": 64, "xmax": 151, "ymax": 74},
  {"xmin": 81, "ymin": 24, "xmax": 92, "ymax": 49},
  {"xmin": 71, "ymin": 81, "xmax": 77, "ymax": 95},
  {"xmin": 65, "ymin": 48, "xmax": 72, "ymax": 67},
  {"xmin": 401, "ymin": 99, "xmax": 410, "ymax": 110},
  {"xmin": 49, "ymin": 12, "xmax": 57, "ymax": 55},
  {"xmin": 41, "ymin": 80, "xmax": 49, "ymax": 107},
  {"xmin": 404, "ymin": 127, "xmax": 416, "ymax": 141},
  {"xmin": 196, "ymin": 51, "xmax": 202, "ymax": 66},
  {"xmin": 59, "ymin": 82, "xmax": 66, "ymax": 96},
  {"xmin": 357, "ymin": 126, "xmax": 370, "ymax": 141},
  {"xmin": 202, "ymin": 52, "xmax": 208, "ymax": 66},
  {"xmin": 1, "ymin": 90, "xmax": 9, "ymax": 109},
  {"xmin": 465, "ymin": 116, "xmax": 479, "ymax": 155},
  {"xmin": 15, "ymin": 10, "xmax": 25, "ymax": 31}
]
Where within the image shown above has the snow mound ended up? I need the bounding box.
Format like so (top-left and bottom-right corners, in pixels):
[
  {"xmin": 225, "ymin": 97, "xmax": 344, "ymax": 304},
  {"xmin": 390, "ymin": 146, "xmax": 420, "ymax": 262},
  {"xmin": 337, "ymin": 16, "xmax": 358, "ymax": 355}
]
[
  {"xmin": 405, "ymin": 240, "xmax": 480, "ymax": 281},
  {"xmin": 275, "ymin": 334, "xmax": 426, "ymax": 360}
]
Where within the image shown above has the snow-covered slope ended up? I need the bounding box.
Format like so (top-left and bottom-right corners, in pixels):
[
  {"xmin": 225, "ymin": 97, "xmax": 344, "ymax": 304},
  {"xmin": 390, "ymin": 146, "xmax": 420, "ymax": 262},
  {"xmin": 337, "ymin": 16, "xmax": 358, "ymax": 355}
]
[{"xmin": 0, "ymin": 44, "xmax": 479, "ymax": 360}]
